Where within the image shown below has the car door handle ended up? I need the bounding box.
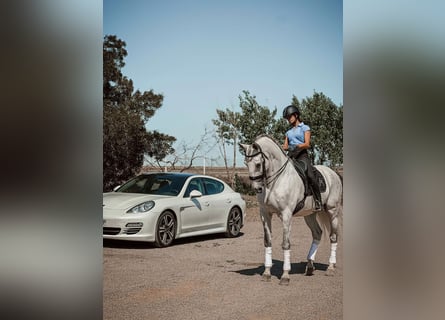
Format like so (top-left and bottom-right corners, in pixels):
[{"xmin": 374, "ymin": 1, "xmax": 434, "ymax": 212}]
[
  {"xmin": 226, "ymin": 199, "xmax": 232, "ymax": 203},
  {"xmin": 204, "ymin": 202, "xmax": 210, "ymax": 207}
]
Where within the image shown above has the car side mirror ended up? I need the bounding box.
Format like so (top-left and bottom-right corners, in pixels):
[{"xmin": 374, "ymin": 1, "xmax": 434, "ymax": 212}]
[
  {"xmin": 190, "ymin": 190, "xmax": 202, "ymax": 198},
  {"xmin": 113, "ymin": 185, "xmax": 121, "ymax": 192}
]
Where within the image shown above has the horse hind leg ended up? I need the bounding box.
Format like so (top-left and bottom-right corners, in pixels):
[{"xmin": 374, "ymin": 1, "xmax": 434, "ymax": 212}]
[
  {"xmin": 306, "ymin": 240, "xmax": 320, "ymax": 276},
  {"xmin": 304, "ymin": 214, "xmax": 322, "ymax": 276},
  {"xmin": 306, "ymin": 258, "xmax": 315, "ymax": 276},
  {"xmin": 326, "ymin": 242, "xmax": 338, "ymax": 277},
  {"xmin": 326, "ymin": 207, "xmax": 340, "ymax": 276}
]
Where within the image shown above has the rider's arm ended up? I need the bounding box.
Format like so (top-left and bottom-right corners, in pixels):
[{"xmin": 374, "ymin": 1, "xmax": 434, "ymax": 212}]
[
  {"xmin": 296, "ymin": 130, "xmax": 311, "ymax": 150},
  {"xmin": 282, "ymin": 136, "xmax": 289, "ymax": 150}
]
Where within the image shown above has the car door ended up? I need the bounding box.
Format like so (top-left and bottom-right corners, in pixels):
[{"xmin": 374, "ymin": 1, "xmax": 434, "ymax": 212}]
[
  {"xmin": 202, "ymin": 178, "xmax": 230, "ymax": 229},
  {"xmin": 179, "ymin": 178, "xmax": 210, "ymax": 233}
]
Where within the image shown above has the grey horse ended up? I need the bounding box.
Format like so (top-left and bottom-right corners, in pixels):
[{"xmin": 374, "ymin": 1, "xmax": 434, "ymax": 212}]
[{"xmin": 240, "ymin": 135, "xmax": 343, "ymax": 285}]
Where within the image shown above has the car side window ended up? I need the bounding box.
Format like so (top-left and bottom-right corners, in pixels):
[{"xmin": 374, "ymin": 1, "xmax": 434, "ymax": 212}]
[
  {"xmin": 203, "ymin": 178, "xmax": 224, "ymax": 195},
  {"xmin": 184, "ymin": 178, "xmax": 204, "ymax": 197}
]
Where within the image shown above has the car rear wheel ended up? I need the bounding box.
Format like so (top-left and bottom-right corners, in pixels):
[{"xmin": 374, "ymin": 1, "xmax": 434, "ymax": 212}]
[
  {"xmin": 154, "ymin": 211, "xmax": 176, "ymax": 247},
  {"xmin": 225, "ymin": 207, "xmax": 242, "ymax": 238}
]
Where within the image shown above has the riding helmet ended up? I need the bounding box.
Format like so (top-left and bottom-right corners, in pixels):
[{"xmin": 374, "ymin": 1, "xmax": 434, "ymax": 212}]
[{"xmin": 282, "ymin": 105, "xmax": 300, "ymax": 119}]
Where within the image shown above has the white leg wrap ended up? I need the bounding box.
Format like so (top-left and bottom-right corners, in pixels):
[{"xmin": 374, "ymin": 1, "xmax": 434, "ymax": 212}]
[
  {"xmin": 307, "ymin": 240, "xmax": 320, "ymax": 261},
  {"xmin": 265, "ymin": 247, "xmax": 272, "ymax": 268},
  {"xmin": 283, "ymin": 250, "xmax": 291, "ymax": 271},
  {"xmin": 329, "ymin": 242, "xmax": 338, "ymax": 265}
]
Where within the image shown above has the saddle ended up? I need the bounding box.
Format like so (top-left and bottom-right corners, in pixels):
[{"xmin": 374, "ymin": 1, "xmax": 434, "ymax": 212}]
[
  {"xmin": 291, "ymin": 159, "xmax": 327, "ymax": 214},
  {"xmin": 292, "ymin": 159, "xmax": 326, "ymax": 195}
]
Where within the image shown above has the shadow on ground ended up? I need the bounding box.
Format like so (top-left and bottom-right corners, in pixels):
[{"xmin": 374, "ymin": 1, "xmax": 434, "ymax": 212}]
[
  {"xmin": 232, "ymin": 259, "xmax": 329, "ymax": 278},
  {"xmin": 103, "ymin": 232, "xmax": 245, "ymax": 249}
]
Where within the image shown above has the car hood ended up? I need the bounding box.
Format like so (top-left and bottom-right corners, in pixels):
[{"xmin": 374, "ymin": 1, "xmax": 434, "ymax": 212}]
[{"xmin": 103, "ymin": 192, "xmax": 171, "ymax": 210}]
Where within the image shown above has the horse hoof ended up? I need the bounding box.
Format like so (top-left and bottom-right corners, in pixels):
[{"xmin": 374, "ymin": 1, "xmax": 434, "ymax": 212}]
[
  {"xmin": 325, "ymin": 265, "xmax": 336, "ymax": 277},
  {"xmin": 279, "ymin": 277, "xmax": 290, "ymax": 286},
  {"xmin": 305, "ymin": 265, "xmax": 315, "ymax": 276},
  {"xmin": 325, "ymin": 270, "xmax": 335, "ymax": 277},
  {"xmin": 262, "ymin": 274, "xmax": 271, "ymax": 282},
  {"xmin": 305, "ymin": 268, "xmax": 314, "ymax": 276},
  {"xmin": 305, "ymin": 260, "xmax": 315, "ymax": 276}
]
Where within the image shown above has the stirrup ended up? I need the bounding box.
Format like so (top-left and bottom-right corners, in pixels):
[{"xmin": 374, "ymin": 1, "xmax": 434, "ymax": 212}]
[{"xmin": 313, "ymin": 201, "xmax": 322, "ymax": 212}]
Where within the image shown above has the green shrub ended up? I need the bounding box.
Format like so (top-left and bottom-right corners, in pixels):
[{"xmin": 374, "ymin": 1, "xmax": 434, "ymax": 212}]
[{"xmin": 234, "ymin": 173, "xmax": 256, "ymax": 195}]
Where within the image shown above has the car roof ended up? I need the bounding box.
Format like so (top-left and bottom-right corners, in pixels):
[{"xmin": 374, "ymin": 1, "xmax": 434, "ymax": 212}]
[
  {"xmin": 138, "ymin": 172, "xmax": 226, "ymax": 182},
  {"xmin": 139, "ymin": 172, "xmax": 196, "ymax": 178}
]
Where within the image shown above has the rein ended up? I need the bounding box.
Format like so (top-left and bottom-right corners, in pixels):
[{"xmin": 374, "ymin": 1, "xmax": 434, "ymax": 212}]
[
  {"xmin": 246, "ymin": 143, "xmax": 289, "ymax": 188},
  {"xmin": 265, "ymin": 158, "xmax": 289, "ymax": 188}
]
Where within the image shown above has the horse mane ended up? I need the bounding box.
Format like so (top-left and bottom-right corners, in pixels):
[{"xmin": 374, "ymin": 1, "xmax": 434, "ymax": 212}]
[{"xmin": 254, "ymin": 134, "xmax": 288, "ymax": 157}]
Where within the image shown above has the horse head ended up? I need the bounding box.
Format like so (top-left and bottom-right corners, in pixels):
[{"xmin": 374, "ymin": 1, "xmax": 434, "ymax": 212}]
[
  {"xmin": 240, "ymin": 135, "xmax": 290, "ymax": 194},
  {"xmin": 239, "ymin": 142, "xmax": 266, "ymax": 193}
]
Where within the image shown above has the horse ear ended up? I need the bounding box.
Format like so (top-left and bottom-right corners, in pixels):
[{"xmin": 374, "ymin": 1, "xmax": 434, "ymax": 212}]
[{"xmin": 239, "ymin": 143, "xmax": 249, "ymax": 152}]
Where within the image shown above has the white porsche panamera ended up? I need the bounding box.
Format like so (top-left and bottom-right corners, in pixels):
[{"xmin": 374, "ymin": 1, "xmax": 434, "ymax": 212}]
[{"xmin": 103, "ymin": 172, "xmax": 246, "ymax": 247}]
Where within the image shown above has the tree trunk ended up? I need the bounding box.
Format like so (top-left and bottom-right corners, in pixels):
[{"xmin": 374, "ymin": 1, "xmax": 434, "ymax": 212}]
[
  {"xmin": 220, "ymin": 139, "xmax": 230, "ymax": 182},
  {"xmin": 232, "ymin": 134, "xmax": 237, "ymax": 187}
]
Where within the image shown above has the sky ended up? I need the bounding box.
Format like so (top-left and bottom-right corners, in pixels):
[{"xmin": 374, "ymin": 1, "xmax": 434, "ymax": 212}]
[{"xmin": 104, "ymin": 0, "xmax": 343, "ymax": 167}]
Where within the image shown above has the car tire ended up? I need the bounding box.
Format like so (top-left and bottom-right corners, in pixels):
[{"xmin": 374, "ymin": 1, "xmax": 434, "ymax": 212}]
[
  {"xmin": 225, "ymin": 207, "xmax": 242, "ymax": 238},
  {"xmin": 154, "ymin": 211, "xmax": 176, "ymax": 247}
]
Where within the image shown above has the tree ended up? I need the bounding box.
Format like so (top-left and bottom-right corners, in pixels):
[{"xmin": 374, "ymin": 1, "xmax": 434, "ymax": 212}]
[
  {"xmin": 238, "ymin": 90, "xmax": 286, "ymax": 144},
  {"xmin": 144, "ymin": 128, "xmax": 213, "ymax": 172},
  {"xmin": 298, "ymin": 92, "xmax": 343, "ymax": 167},
  {"xmin": 145, "ymin": 130, "xmax": 177, "ymax": 165},
  {"xmin": 103, "ymin": 35, "xmax": 175, "ymax": 191},
  {"xmin": 211, "ymin": 90, "xmax": 342, "ymax": 172},
  {"xmin": 228, "ymin": 90, "xmax": 342, "ymax": 170},
  {"xmin": 212, "ymin": 108, "xmax": 240, "ymax": 183},
  {"xmin": 103, "ymin": 104, "xmax": 145, "ymax": 190}
]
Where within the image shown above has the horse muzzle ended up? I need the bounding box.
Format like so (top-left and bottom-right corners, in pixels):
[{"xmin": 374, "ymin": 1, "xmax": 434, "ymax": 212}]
[
  {"xmin": 254, "ymin": 186, "xmax": 263, "ymax": 193},
  {"xmin": 249, "ymin": 178, "xmax": 264, "ymax": 193},
  {"xmin": 249, "ymin": 174, "xmax": 264, "ymax": 193}
]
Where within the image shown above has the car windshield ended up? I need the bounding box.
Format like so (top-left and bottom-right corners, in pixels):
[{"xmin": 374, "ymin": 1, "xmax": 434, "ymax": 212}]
[{"xmin": 116, "ymin": 174, "xmax": 189, "ymax": 196}]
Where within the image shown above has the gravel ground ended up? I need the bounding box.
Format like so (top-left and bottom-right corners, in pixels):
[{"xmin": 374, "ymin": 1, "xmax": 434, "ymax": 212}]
[{"xmin": 103, "ymin": 197, "xmax": 343, "ymax": 320}]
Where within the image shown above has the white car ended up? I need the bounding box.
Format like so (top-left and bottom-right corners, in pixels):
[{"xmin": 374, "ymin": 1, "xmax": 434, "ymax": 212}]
[{"xmin": 103, "ymin": 172, "xmax": 246, "ymax": 247}]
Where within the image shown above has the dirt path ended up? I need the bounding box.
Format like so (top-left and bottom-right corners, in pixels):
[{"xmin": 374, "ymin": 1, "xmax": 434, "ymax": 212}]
[{"xmin": 103, "ymin": 202, "xmax": 342, "ymax": 320}]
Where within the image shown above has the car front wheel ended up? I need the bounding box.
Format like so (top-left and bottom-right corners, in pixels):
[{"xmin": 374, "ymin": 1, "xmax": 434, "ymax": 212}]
[
  {"xmin": 154, "ymin": 211, "xmax": 176, "ymax": 247},
  {"xmin": 225, "ymin": 207, "xmax": 242, "ymax": 238}
]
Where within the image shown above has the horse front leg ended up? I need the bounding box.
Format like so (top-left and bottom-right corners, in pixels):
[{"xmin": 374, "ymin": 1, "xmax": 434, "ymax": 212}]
[
  {"xmin": 260, "ymin": 206, "xmax": 273, "ymax": 282},
  {"xmin": 279, "ymin": 212, "xmax": 292, "ymax": 285}
]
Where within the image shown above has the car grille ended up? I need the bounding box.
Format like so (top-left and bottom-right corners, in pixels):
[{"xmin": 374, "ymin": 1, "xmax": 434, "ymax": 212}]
[
  {"xmin": 124, "ymin": 227, "xmax": 142, "ymax": 235},
  {"xmin": 103, "ymin": 227, "xmax": 120, "ymax": 235},
  {"xmin": 103, "ymin": 227, "xmax": 142, "ymax": 235}
]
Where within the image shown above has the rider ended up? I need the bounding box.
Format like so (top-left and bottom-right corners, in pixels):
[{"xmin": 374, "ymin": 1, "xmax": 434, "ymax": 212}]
[{"xmin": 282, "ymin": 105, "xmax": 322, "ymax": 211}]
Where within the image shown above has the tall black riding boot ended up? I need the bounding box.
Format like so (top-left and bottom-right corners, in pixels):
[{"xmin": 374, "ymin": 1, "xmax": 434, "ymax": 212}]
[{"xmin": 311, "ymin": 182, "xmax": 322, "ymax": 212}]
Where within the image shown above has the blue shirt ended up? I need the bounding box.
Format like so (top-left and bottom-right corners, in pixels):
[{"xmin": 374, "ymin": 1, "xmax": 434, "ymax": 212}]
[{"xmin": 286, "ymin": 122, "xmax": 310, "ymax": 150}]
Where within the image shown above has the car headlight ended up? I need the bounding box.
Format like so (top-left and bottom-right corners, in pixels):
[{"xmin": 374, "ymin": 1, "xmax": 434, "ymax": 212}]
[{"xmin": 126, "ymin": 201, "xmax": 155, "ymax": 213}]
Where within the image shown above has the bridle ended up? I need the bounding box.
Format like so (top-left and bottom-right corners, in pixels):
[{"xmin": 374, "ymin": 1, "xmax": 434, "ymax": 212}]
[{"xmin": 245, "ymin": 143, "xmax": 289, "ymax": 189}]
